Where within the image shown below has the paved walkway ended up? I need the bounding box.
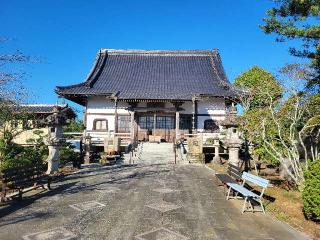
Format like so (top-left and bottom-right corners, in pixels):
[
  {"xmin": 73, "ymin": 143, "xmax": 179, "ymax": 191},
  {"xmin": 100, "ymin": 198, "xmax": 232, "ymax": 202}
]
[{"xmin": 0, "ymin": 144, "xmax": 309, "ymax": 239}]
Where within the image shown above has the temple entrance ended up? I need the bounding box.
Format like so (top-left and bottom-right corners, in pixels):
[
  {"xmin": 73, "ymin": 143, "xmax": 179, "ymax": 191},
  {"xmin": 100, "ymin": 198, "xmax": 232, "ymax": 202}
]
[{"xmin": 137, "ymin": 114, "xmax": 175, "ymax": 142}]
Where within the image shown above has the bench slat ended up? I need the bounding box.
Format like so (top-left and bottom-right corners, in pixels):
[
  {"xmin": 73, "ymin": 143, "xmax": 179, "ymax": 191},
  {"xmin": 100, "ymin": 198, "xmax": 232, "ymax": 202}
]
[
  {"xmin": 228, "ymin": 170, "xmax": 242, "ymax": 180},
  {"xmin": 216, "ymin": 174, "xmax": 237, "ymax": 184},
  {"xmin": 242, "ymin": 172, "xmax": 269, "ymax": 188},
  {"xmin": 226, "ymin": 183, "xmax": 259, "ymax": 198}
]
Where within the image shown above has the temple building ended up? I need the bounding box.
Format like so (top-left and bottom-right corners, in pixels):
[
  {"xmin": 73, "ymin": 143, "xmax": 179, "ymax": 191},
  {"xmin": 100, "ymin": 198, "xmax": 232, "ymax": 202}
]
[{"xmin": 56, "ymin": 49, "xmax": 238, "ymax": 150}]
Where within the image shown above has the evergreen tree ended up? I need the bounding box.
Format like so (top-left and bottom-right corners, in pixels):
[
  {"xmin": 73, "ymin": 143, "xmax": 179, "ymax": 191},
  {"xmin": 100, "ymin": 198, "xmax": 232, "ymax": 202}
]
[{"xmin": 261, "ymin": 0, "xmax": 320, "ymax": 90}]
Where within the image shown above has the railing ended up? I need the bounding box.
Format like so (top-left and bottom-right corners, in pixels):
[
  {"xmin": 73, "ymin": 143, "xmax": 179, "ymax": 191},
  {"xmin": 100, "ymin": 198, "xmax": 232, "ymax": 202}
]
[
  {"xmin": 126, "ymin": 140, "xmax": 143, "ymax": 164},
  {"xmin": 85, "ymin": 131, "xmax": 131, "ymax": 146}
]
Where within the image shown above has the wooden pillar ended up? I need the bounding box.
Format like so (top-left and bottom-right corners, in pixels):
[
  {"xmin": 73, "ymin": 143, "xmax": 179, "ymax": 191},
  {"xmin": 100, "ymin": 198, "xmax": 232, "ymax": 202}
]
[
  {"xmin": 153, "ymin": 113, "xmax": 156, "ymax": 137},
  {"xmin": 175, "ymin": 111, "xmax": 180, "ymax": 140},
  {"xmin": 130, "ymin": 111, "xmax": 135, "ymax": 143},
  {"xmin": 114, "ymin": 97, "xmax": 118, "ymax": 134},
  {"xmin": 192, "ymin": 97, "xmax": 196, "ymax": 133}
]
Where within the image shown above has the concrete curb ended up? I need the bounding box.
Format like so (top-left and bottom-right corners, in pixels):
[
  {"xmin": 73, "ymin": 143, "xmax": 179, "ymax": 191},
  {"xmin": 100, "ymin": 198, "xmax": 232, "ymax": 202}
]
[{"xmin": 204, "ymin": 164, "xmax": 216, "ymax": 174}]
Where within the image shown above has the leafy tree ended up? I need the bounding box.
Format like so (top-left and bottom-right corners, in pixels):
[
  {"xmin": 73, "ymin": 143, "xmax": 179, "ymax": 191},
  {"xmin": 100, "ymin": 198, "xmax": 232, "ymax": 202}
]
[
  {"xmin": 234, "ymin": 66, "xmax": 282, "ymax": 111},
  {"xmin": 261, "ymin": 0, "xmax": 320, "ymax": 90},
  {"xmin": 302, "ymin": 159, "xmax": 320, "ymax": 221},
  {"xmin": 63, "ymin": 119, "xmax": 85, "ymax": 132},
  {"xmin": 26, "ymin": 129, "xmax": 48, "ymax": 159},
  {"xmin": 59, "ymin": 141, "xmax": 80, "ymax": 167},
  {"xmin": 235, "ymin": 64, "xmax": 320, "ymax": 187},
  {"xmin": 234, "ymin": 67, "xmax": 282, "ymax": 165},
  {"xmin": 0, "ymin": 104, "xmax": 32, "ymax": 167}
]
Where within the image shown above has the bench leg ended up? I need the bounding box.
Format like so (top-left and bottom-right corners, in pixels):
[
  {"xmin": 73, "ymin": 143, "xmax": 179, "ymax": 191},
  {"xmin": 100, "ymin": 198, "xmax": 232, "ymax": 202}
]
[
  {"xmin": 18, "ymin": 189, "xmax": 23, "ymax": 201},
  {"xmin": 259, "ymin": 200, "xmax": 266, "ymax": 214},
  {"xmin": 1, "ymin": 183, "xmax": 7, "ymax": 202},
  {"xmin": 242, "ymin": 197, "xmax": 248, "ymax": 214},
  {"xmin": 226, "ymin": 186, "xmax": 232, "ymax": 200},
  {"xmin": 47, "ymin": 179, "xmax": 51, "ymax": 190},
  {"xmin": 248, "ymin": 198, "xmax": 254, "ymax": 213}
]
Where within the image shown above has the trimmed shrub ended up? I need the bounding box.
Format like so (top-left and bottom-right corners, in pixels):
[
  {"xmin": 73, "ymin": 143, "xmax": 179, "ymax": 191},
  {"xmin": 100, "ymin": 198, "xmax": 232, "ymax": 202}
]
[
  {"xmin": 302, "ymin": 159, "xmax": 320, "ymax": 222},
  {"xmin": 59, "ymin": 141, "xmax": 80, "ymax": 166}
]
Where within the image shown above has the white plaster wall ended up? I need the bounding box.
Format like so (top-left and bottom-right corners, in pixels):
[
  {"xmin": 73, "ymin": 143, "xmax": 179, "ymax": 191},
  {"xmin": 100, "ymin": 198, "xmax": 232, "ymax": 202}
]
[
  {"xmin": 180, "ymin": 98, "xmax": 226, "ymax": 115},
  {"xmin": 197, "ymin": 98, "xmax": 226, "ymax": 115},
  {"xmin": 86, "ymin": 96, "xmax": 130, "ymax": 131},
  {"xmin": 197, "ymin": 115, "xmax": 226, "ymax": 132},
  {"xmin": 85, "ymin": 97, "xmax": 227, "ymax": 132},
  {"xmin": 197, "ymin": 98, "xmax": 226, "ymax": 132},
  {"xmin": 86, "ymin": 96, "xmax": 129, "ymax": 114}
]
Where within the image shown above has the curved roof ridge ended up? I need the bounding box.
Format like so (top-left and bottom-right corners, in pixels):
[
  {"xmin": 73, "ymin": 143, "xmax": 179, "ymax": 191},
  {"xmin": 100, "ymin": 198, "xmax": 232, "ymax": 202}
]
[
  {"xmin": 208, "ymin": 51, "xmax": 233, "ymax": 88},
  {"xmin": 20, "ymin": 104, "xmax": 66, "ymax": 107},
  {"xmin": 103, "ymin": 48, "xmax": 218, "ymax": 56},
  {"xmin": 56, "ymin": 49, "xmax": 107, "ymax": 91}
]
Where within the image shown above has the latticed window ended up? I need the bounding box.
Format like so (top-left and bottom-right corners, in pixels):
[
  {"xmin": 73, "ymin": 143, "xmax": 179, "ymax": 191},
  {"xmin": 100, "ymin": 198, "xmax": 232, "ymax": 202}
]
[
  {"xmin": 93, "ymin": 119, "xmax": 108, "ymax": 130},
  {"xmin": 204, "ymin": 119, "xmax": 219, "ymax": 132},
  {"xmin": 118, "ymin": 116, "xmax": 131, "ymax": 133},
  {"xmin": 139, "ymin": 116, "xmax": 154, "ymax": 130},
  {"xmin": 179, "ymin": 114, "xmax": 192, "ymax": 131},
  {"xmin": 156, "ymin": 116, "xmax": 175, "ymax": 129}
]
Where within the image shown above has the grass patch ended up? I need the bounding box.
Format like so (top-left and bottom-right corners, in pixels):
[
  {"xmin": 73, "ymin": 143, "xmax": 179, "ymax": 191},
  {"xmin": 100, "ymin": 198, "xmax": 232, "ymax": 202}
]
[
  {"xmin": 206, "ymin": 162, "xmax": 228, "ymax": 173},
  {"xmin": 265, "ymin": 186, "xmax": 320, "ymax": 239}
]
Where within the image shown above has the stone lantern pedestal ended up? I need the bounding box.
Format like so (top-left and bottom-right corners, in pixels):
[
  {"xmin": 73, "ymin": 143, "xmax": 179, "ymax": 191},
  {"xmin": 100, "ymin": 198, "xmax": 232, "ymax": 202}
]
[
  {"xmin": 225, "ymin": 127, "xmax": 243, "ymax": 167},
  {"xmin": 212, "ymin": 138, "xmax": 221, "ymax": 163},
  {"xmin": 84, "ymin": 135, "xmax": 92, "ymax": 164},
  {"xmin": 46, "ymin": 141, "xmax": 60, "ymax": 174}
]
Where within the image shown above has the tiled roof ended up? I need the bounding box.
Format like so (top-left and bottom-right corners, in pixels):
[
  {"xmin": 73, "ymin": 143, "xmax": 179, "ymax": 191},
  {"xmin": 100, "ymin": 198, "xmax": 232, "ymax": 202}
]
[
  {"xmin": 18, "ymin": 104, "xmax": 65, "ymax": 113},
  {"xmin": 56, "ymin": 49, "xmax": 236, "ymax": 105},
  {"xmin": 18, "ymin": 104, "xmax": 68, "ymax": 113}
]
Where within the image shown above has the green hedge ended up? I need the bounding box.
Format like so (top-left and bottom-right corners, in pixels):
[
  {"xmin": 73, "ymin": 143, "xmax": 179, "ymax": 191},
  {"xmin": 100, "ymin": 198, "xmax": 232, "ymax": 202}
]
[{"xmin": 302, "ymin": 159, "xmax": 320, "ymax": 222}]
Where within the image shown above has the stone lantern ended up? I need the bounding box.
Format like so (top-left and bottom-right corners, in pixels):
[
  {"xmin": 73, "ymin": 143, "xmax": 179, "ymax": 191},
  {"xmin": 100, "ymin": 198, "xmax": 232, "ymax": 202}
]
[
  {"xmin": 45, "ymin": 106, "xmax": 70, "ymax": 174},
  {"xmin": 225, "ymin": 130, "xmax": 243, "ymax": 166},
  {"xmin": 220, "ymin": 107, "xmax": 243, "ymax": 167}
]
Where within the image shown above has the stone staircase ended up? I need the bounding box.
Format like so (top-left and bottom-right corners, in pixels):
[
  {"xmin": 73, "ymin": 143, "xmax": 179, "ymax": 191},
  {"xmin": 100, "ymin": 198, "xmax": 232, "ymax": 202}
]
[{"xmin": 138, "ymin": 142, "xmax": 175, "ymax": 165}]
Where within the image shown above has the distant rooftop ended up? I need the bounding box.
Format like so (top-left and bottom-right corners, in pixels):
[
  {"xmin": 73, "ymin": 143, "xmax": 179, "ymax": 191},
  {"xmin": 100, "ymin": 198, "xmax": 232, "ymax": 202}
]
[
  {"xmin": 19, "ymin": 104, "xmax": 69, "ymax": 114},
  {"xmin": 56, "ymin": 49, "xmax": 237, "ymax": 105}
]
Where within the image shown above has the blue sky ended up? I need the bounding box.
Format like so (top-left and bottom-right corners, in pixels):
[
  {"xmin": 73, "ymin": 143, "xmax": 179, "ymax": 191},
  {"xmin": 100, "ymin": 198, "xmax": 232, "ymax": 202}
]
[{"xmin": 1, "ymin": 0, "xmax": 299, "ymax": 115}]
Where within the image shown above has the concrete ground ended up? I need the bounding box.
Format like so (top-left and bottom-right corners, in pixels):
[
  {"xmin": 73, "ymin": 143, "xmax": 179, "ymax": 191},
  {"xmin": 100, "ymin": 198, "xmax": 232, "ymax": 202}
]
[{"xmin": 0, "ymin": 143, "xmax": 310, "ymax": 240}]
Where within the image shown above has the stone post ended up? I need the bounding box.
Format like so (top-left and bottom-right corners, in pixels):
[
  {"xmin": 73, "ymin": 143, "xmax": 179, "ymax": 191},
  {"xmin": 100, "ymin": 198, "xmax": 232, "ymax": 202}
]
[
  {"xmin": 84, "ymin": 135, "xmax": 91, "ymax": 164},
  {"xmin": 212, "ymin": 138, "xmax": 221, "ymax": 163}
]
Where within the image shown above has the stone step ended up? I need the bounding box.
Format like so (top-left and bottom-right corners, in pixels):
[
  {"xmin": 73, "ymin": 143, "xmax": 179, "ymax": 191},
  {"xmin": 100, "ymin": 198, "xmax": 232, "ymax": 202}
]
[{"xmin": 139, "ymin": 142, "xmax": 175, "ymax": 164}]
